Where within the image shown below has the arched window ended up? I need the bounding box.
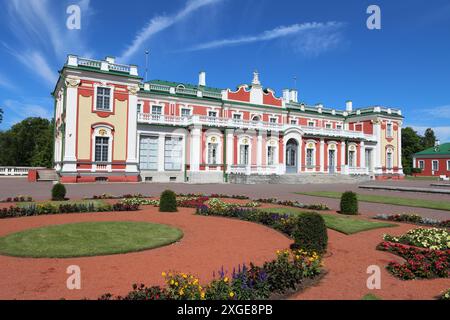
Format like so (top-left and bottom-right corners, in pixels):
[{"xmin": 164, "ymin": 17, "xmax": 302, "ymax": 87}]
[
  {"xmin": 267, "ymin": 139, "xmax": 278, "ymax": 165},
  {"xmin": 238, "ymin": 137, "xmax": 251, "ymax": 165},
  {"xmin": 206, "ymin": 135, "xmax": 221, "ymax": 165},
  {"xmin": 306, "ymin": 142, "xmax": 316, "ymax": 168},
  {"xmin": 386, "ymin": 147, "xmax": 394, "ymax": 169},
  {"xmin": 348, "ymin": 144, "xmax": 357, "ymax": 167},
  {"xmin": 91, "ymin": 124, "xmax": 114, "ymax": 166}
]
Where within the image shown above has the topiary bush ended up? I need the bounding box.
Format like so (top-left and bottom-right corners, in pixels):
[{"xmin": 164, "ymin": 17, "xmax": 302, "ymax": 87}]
[
  {"xmin": 291, "ymin": 212, "xmax": 328, "ymax": 254},
  {"xmin": 159, "ymin": 190, "xmax": 177, "ymax": 212},
  {"xmin": 51, "ymin": 183, "xmax": 67, "ymax": 201},
  {"xmin": 340, "ymin": 191, "xmax": 358, "ymax": 215}
]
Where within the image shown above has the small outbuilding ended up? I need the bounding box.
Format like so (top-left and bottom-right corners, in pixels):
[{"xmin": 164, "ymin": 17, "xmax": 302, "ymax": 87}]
[{"xmin": 413, "ymin": 141, "xmax": 450, "ymax": 177}]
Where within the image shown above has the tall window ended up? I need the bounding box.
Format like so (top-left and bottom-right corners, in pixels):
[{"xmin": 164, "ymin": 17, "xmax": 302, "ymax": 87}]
[
  {"xmin": 447, "ymin": 160, "xmax": 450, "ymax": 171},
  {"xmin": 267, "ymin": 146, "xmax": 276, "ymax": 165},
  {"xmin": 386, "ymin": 150, "xmax": 393, "ymax": 169},
  {"xmin": 96, "ymin": 87, "xmax": 111, "ymax": 111},
  {"xmin": 239, "ymin": 145, "xmax": 249, "ymax": 165},
  {"xmin": 139, "ymin": 136, "xmax": 158, "ymax": 170},
  {"xmin": 181, "ymin": 108, "xmax": 191, "ymax": 117},
  {"xmin": 208, "ymin": 143, "xmax": 218, "ymax": 165},
  {"xmin": 387, "ymin": 123, "xmax": 393, "ymax": 137},
  {"xmin": 349, "ymin": 150, "xmax": 356, "ymax": 167},
  {"xmin": 418, "ymin": 160, "xmax": 425, "ymax": 170},
  {"xmin": 95, "ymin": 137, "xmax": 109, "ymax": 162},
  {"xmin": 432, "ymin": 160, "xmax": 439, "ymax": 171},
  {"xmin": 164, "ymin": 137, "xmax": 183, "ymax": 171},
  {"xmin": 137, "ymin": 103, "xmax": 142, "ymax": 114},
  {"xmin": 152, "ymin": 105, "xmax": 162, "ymax": 115},
  {"xmin": 306, "ymin": 148, "xmax": 314, "ymax": 167}
]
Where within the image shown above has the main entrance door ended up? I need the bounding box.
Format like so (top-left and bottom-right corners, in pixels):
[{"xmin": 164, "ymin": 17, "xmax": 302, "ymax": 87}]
[
  {"xmin": 329, "ymin": 149, "xmax": 336, "ymax": 173},
  {"xmin": 286, "ymin": 139, "xmax": 298, "ymax": 173}
]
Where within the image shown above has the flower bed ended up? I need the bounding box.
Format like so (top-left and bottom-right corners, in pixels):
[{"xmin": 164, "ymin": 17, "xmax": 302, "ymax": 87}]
[
  {"xmin": 438, "ymin": 288, "xmax": 450, "ymax": 300},
  {"xmin": 177, "ymin": 193, "xmax": 249, "ymax": 200},
  {"xmin": 88, "ymin": 193, "xmax": 148, "ymax": 200},
  {"xmin": 1, "ymin": 195, "xmax": 33, "ymax": 203},
  {"xmin": 0, "ymin": 202, "xmax": 139, "ymax": 219},
  {"xmin": 99, "ymin": 248, "xmax": 322, "ymax": 300},
  {"xmin": 376, "ymin": 241, "xmax": 449, "ymax": 280},
  {"xmin": 383, "ymin": 228, "xmax": 449, "ymax": 250},
  {"xmin": 374, "ymin": 213, "xmax": 450, "ymax": 229}
]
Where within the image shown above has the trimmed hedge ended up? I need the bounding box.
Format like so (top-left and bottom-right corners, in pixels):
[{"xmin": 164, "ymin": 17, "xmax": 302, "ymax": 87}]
[
  {"xmin": 340, "ymin": 191, "xmax": 358, "ymax": 215},
  {"xmin": 291, "ymin": 212, "xmax": 328, "ymax": 254},
  {"xmin": 51, "ymin": 183, "xmax": 67, "ymax": 201},
  {"xmin": 159, "ymin": 190, "xmax": 177, "ymax": 212}
]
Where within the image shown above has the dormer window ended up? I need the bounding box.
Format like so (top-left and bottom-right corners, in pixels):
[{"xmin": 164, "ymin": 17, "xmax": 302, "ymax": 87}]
[{"xmin": 96, "ymin": 87, "xmax": 111, "ymax": 111}]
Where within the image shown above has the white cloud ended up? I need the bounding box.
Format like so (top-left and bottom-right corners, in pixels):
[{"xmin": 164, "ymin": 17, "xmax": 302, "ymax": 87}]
[
  {"xmin": 0, "ymin": 73, "xmax": 17, "ymax": 91},
  {"xmin": 184, "ymin": 21, "xmax": 344, "ymax": 53},
  {"xmin": 4, "ymin": 0, "xmax": 93, "ymax": 86},
  {"xmin": 118, "ymin": 0, "xmax": 223, "ymax": 62},
  {"xmin": 424, "ymin": 105, "xmax": 450, "ymax": 119}
]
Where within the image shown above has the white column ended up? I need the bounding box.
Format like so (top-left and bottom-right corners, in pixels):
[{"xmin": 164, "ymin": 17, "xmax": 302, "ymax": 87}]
[
  {"xmin": 257, "ymin": 131, "xmax": 263, "ymax": 171},
  {"xmin": 360, "ymin": 141, "xmax": 365, "ymax": 171},
  {"xmin": 126, "ymin": 87, "xmax": 139, "ymax": 173},
  {"xmin": 226, "ymin": 129, "xmax": 234, "ymax": 173},
  {"xmin": 158, "ymin": 134, "xmax": 165, "ymax": 172},
  {"xmin": 62, "ymin": 78, "xmax": 79, "ymax": 173},
  {"xmin": 190, "ymin": 127, "xmax": 201, "ymax": 172},
  {"xmin": 320, "ymin": 138, "xmax": 325, "ymax": 172},
  {"xmin": 373, "ymin": 121, "xmax": 382, "ymax": 175},
  {"xmin": 341, "ymin": 140, "xmax": 346, "ymax": 174},
  {"xmin": 298, "ymin": 137, "xmax": 303, "ymax": 173},
  {"xmin": 397, "ymin": 126, "xmax": 403, "ymax": 174}
]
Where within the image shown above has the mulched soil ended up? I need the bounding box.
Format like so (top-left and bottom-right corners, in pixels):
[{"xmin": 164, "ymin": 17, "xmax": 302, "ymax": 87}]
[
  {"xmin": 0, "ymin": 207, "xmax": 291, "ymax": 300},
  {"xmin": 290, "ymin": 223, "xmax": 450, "ymax": 300}
]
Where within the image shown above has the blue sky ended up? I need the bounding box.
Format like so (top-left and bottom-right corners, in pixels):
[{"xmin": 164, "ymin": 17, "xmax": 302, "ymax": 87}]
[{"xmin": 1, "ymin": 0, "xmax": 449, "ymax": 140}]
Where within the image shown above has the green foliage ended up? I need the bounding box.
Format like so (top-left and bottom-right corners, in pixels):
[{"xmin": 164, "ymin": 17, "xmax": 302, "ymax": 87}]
[
  {"xmin": 340, "ymin": 191, "xmax": 359, "ymax": 215},
  {"xmin": 421, "ymin": 128, "xmax": 436, "ymax": 149},
  {"xmin": 159, "ymin": 190, "xmax": 177, "ymax": 212},
  {"xmin": 0, "ymin": 117, "xmax": 54, "ymax": 167},
  {"xmin": 291, "ymin": 212, "xmax": 328, "ymax": 254},
  {"xmin": 0, "ymin": 108, "xmax": 3, "ymax": 124},
  {"xmin": 401, "ymin": 127, "xmax": 437, "ymax": 175},
  {"xmin": 51, "ymin": 183, "xmax": 67, "ymax": 201}
]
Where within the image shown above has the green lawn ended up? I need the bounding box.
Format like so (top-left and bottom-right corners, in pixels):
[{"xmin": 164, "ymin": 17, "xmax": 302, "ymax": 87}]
[
  {"xmin": 405, "ymin": 175, "xmax": 439, "ymax": 181},
  {"xmin": 261, "ymin": 207, "xmax": 396, "ymax": 235},
  {"xmin": 0, "ymin": 221, "xmax": 183, "ymax": 258},
  {"xmin": 17, "ymin": 199, "xmax": 106, "ymax": 208},
  {"xmin": 362, "ymin": 293, "xmax": 382, "ymax": 300},
  {"xmin": 296, "ymin": 191, "xmax": 450, "ymax": 211}
]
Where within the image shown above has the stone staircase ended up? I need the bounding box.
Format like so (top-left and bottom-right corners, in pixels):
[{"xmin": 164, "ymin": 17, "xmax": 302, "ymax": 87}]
[
  {"xmin": 229, "ymin": 173, "xmax": 371, "ymax": 184},
  {"xmin": 37, "ymin": 169, "xmax": 59, "ymax": 181}
]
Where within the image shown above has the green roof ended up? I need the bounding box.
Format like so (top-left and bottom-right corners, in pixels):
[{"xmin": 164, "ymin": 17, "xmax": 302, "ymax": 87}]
[
  {"xmin": 414, "ymin": 143, "xmax": 450, "ymax": 156},
  {"xmin": 146, "ymin": 79, "xmax": 223, "ymax": 93}
]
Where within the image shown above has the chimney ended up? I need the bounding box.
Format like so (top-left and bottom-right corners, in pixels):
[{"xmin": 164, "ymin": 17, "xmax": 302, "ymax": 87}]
[
  {"xmin": 105, "ymin": 56, "xmax": 115, "ymax": 64},
  {"xmin": 282, "ymin": 89, "xmax": 290, "ymax": 102},
  {"xmin": 198, "ymin": 71, "xmax": 206, "ymax": 86},
  {"xmin": 290, "ymin": 89, "xmax": 298, "ymax": 103},
  {"xmin": 346, "ymin": 100, "xmax": 353, "ymax": 112}
]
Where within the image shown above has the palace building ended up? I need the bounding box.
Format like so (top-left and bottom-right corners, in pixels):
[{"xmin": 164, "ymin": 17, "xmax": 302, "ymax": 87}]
[{"xmin": 52, "ymin": 55, "xmax": 404, "ymax": 183}]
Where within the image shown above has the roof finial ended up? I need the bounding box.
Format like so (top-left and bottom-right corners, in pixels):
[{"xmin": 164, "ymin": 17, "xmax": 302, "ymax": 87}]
[{"xmin": 252, "ymin": 70, "xmax": 260, "ymax": 86}]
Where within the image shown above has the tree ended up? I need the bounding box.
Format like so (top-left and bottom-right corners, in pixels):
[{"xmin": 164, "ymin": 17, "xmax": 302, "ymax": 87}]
[
  {"xmin": 0, "ymin": 108, "xmax": 3, "ymax": 124},
  {"xmin": 401, "ymin": 127, "xmax": 422, "ymax": 174},
  {"xmin": 421, "ymin": 128, "xmax": 436, "ymax": 149},
  {"xmin": 0, "ymin": 117, "xmax": 54, "ymax": 168}
]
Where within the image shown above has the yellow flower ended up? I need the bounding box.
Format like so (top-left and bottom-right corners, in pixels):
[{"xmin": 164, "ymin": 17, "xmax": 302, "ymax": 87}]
[
  {"xmin": 179, "ymin": 289, "xmax": 184, "ymax": 296},
  {"xmin": 182, "ymin": 273, "xmax": 188, "ymax": 279},
  {"xmin": 161, "ymin": 272, "xmax": 166, "ymax": 277},
  {"xmin": 229, "ymin": 292, "xmax": 235, "ymax": 298},
  {"xmin": 223, "ymin": 277, "xmax": 229, "ymax": 283},
  {"xmin": 170, "ymin": 279, "xmax": 175, "ymax": 285},
  {"xmin": 175, "ymin": 282, "xmax": 179, "ymax": 287}
]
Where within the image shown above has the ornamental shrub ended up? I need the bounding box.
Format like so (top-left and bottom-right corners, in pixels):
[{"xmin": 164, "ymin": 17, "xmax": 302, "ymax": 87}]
[
  {"xmin": 51, "ymin": 183, "xmax": 67, "ymax": 201},
  {"xmin": 339, "ymin": 191, "xmax": 358, "ymax": 215},
  {"xmin": 291, "ymin": 212, "xmax": 328, "ymax": 254},
  {"xmin": 159, "ymin": 190, "xmax": 177, "ymax": 212}
]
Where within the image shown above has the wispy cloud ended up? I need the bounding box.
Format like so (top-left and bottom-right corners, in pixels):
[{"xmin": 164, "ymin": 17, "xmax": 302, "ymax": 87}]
[
  {"xmin": 4, "ymin": 0, "xmax": 93, "ymax": 86},
  {"xmin": 1, "ymin": 98, "xmax": 53, "ymax": 128},
  {"xmin": 183, "ymin": 21, "xmax": 345, "ymax": 53},
  {"xmin": 0, "ymin": 73, "xmax": 17, "ymax": 91},
  {"xmin": 118, "ymin": 0, "xmax": 223, "ymax": 62},
  {"xmin": 424, "ymin": 105, "xmax": 450, "ymax": 119}
]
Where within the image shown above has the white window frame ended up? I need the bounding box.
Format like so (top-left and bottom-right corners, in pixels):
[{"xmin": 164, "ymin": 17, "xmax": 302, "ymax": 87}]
[
  {"xmin": 308, "ymin": 121, "xmax": 315, "ymax": 127},
  {"xmin": 336, "ymin": 124, "xmax": 343, "ymax": 130},
  {"xmin": 180, "ymin": 107, "xmax": 192, "ymax": 117},
  {"xmin": 91, "ymin": 125, "xmax": 114, "ymax": 172},
  {"xmin": 164, "ymin": 135, "xmax": 184, "ymax": 171},
  {"xmin": 447, "ymin": 160, "xmax": 450, "ymax": 171},
  {"xmin": 137, "ymin": 102, "xmax": 143, "ymax": 114},
  {"xmin": 290, "ymin": 119, "xmax": 297, "ymax": 125},
  {"xmin": 139, "ymin": 135, "xmax": 159, "ymax": 171},
  {"xmin": 418, "ymin": 160, "xmax": 425, "ymax": 170},
  {"xmin": 387, "ymin": 123, "xmax": 393, "ymax": 138},
  {"xmin": 348, "ymin": 144, "xmax": 358, "ymax": 168},
  {"xmin": 94, "ymin": 85, "xmax": 114, "ymax": 112},
  {"xmin": 269, "ymin": 117, "xmax": 278, "ymax": 124},
  {"xmin": 325, "ymin": 123, "xmax": 332, "ymax": 129},
  {"xmin": 238, "ymin": 136, "xmax": 251, "ymax": 166},
  {"xmin": 208, "ymin": 110, "xmax": 218, "ymax": 118},
  {"xmin": 205, "ymin": 134, "xmax": 222, "ymax": 168},
  {"xmin": 432, "ymin": 160, "xmax": 439, "ymax": 172},
  {"xmin": 232, "ymin": 112, "xmax": 243, "ymax": 120},
  {"xmin": 386, "ymin": 148, "xmax": 394, "ymax": 169},
  {"xmin": 151, "ymin": 105, "xmax": 163, "ymax": 115},
  {"xmin": 266, "ymin": 139, "xmax": 278, "ymax": 166}
]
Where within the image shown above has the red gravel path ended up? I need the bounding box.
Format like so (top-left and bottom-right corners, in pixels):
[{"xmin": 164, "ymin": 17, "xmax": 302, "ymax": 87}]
[
  {"xmin": 291, "ymin": 223, "xmax": 450, "ymax": 300},
  {"xmin": 0, "ymin": 207, "xmax": 291, "ymax": 300}
]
